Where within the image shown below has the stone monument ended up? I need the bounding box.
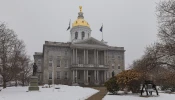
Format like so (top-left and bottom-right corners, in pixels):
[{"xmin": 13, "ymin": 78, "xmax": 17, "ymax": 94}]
[{"xmin": 28, "ymin": 63, "xmax": 39, "ymax": 91}]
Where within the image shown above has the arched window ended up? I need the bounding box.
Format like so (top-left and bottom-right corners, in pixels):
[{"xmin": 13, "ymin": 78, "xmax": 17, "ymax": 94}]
[
  {"xmin": 81, "ymin": 31, "xmax": 85, "ymax": 39},
  {"xmin": 75, "ymin": 32, "xmax": 78, "ymax": 39}
]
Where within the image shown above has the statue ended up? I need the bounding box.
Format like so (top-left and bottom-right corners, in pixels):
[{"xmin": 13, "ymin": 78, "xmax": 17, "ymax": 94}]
[
  {"xmin": 33, "ymin": 63, "xmax": 37, "ymax": 76},
  {"xmin": 112, "ymin": 71, "xmax": 115, "ymax": 77},
  {"xmin": 79, "ymin": 6, "xmax": 82, "ymax": 12},
  {"xmin": 28, "ymin": 63, "xmax": 39, "ymax": 91}
]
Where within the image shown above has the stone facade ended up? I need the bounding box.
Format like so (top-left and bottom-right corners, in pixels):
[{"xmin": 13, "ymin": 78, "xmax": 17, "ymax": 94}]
[
  {"xmin": 33, "ymin": 7, "xmax": 125, "ymax": 85},
  {"xmin": 34, "ymin": 38, "xmax": 125, "ymax": 85}
]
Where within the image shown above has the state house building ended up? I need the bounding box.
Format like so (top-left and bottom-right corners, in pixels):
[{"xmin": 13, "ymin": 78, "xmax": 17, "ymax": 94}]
[{"xmin": 34, "ymin": 6, "xmax": 125, "ymax": 85}]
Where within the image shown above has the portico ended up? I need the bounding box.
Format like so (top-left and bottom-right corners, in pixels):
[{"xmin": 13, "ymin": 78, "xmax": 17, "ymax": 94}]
[{"xmin": 70, "ymin": 39, "xmax": 109, "ymax": 85}]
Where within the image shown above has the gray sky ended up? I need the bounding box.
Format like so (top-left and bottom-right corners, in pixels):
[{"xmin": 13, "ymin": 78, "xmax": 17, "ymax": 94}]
[{"xmin": 0, "ymin": 0, "xmax": 160, "ymax": 68}]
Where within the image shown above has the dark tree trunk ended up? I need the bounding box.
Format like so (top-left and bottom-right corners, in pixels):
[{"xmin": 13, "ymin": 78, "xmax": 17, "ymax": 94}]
[
  {"xmin": 3, "ymin": 79, "xmax": 6, "ymax": 88},
  {"xmin": 22, "ymin": 78, "xmax": 25, "ymax": 86},
  {"xmin": 15, "ymin": 79, "xmax": 17, "ymax": 87}
]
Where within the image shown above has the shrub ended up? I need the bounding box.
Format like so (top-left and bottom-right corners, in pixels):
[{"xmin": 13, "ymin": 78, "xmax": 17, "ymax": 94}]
[
  {"xmin": 104, "ymin": 77, "xmax": 119, "ymax": 94},
  {"xmin": 116, "ymin": 69, "xmax": 143, "ymax": 93}
]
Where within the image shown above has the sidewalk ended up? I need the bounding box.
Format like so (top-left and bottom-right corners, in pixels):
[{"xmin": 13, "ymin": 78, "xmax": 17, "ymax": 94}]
[{"xmin": 86, "ymin": 87, "xmax": 108, "ymax": 100}]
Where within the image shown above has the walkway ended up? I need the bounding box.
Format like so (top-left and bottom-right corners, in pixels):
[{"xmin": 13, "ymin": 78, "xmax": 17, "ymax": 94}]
[{"xmin": 86, "ymin": 87, "xmax": 108, "ymax": 100}]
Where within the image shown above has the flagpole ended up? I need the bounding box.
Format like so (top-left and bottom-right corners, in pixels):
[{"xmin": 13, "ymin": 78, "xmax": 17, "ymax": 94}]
[
  {"xmin": 69, "ymin": 19, "xmax": 71, "ymax": 42},
  {"xmin": 102, "ymin": 23, "xmax": 103, "ymax": 41}
]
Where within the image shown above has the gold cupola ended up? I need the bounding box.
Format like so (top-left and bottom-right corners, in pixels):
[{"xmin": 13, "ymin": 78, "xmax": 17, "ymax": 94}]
[{"xmin": 72, "ymin": 6, "xmax": 90, "ymax": 28}]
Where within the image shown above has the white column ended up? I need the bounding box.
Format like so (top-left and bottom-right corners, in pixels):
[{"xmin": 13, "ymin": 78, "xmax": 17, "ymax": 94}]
[
  {"xmin": 86, "ymin": 70, "xmax": 88, "ymax": 83},
  {"xmin": 87, "ymin": 50, "xmax": 88, "ymax": 64},
  {"xmin": 94, "ymin": 50, "xmax": 96, "ymax": 64},
  {"xmin": 73, "ymin": 70, "xmax": 75, "ymax": 83},
  {"xmin": 71, "ymin": 49, "xmax": 72, "ymax": 64},
  {"xmin": 104, "ymin": 71, "xmax": 106, "ymax": 82},
  {"xmin": 97, "ymin": 50, "xmax": 98, "ymax": 65},
  {"xmin": 73, "ymin": 49, "xmax": 75, "ymax": 64},
  {"xmin": 84, "ymin": 49, "xmax": 86, "ymax": 64},
  {"xmin": 76, "ymin": 49, "xmax": 77, "ymax": 64},
  {"xmin": 75, "ymin": 70, "xmax": 77, "ymax": 83}
]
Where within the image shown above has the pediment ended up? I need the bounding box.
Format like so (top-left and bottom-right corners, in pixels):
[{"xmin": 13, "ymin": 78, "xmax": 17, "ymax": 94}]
[{"xmin": 74, "ymin": 37, "xmax": 108, "ymax": 46}]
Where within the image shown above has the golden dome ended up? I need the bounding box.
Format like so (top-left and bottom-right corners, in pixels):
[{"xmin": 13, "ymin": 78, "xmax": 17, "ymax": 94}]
[
  {"xmin": 72, "ymin": 19, "xmax": 90, "ymax": 28},
  {"xmin": 72, "ymin": 6, "xmax": 90, "ymax": 28}
]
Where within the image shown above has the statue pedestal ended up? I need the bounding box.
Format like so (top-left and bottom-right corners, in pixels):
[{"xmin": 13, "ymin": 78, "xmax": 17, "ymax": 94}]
[{"xmin": 28, "ymin": 76, "xmax": 39, "ymax": 91}]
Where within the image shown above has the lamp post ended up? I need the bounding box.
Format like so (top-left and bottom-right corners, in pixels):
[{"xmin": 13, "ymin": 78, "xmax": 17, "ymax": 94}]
[{"xmin": 52, "ymin": 60, "xmax": 55, "ymax": 92}]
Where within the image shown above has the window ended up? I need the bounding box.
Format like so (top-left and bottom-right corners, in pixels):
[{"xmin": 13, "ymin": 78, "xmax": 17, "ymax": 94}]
[
  {"xmin": 118, "ymin": 64, "xmax": 121, "ymax": 69},
  {"xmin": 81, "ymin": 31, "xmax": 85, "ymax": 40},
  {"xmin": 37, "ymin": 59, "xmax": 41, "ymax": 65},
  {"xmin": 75, "ymin": 32, "xmax": 78, "ymax": 39},
  {"xmin": 65, "ymin": 71, "xmax": 68, "ymax": 79},
  {"xmin": 58, "ymin": 52, "xmax": 61, "ymax": 56},
  {"xmin": 57, "ymin": 71, "xmax": 61, "ymax": 79},
  {"xmin": 118, "ymin": 56, "xmax": 121, "ymax": 60},
  {"xmin": 112, "ymin": 63, "xmax": 114, "ymax": 69},
  {"xmin": 112, "ymin": 54, "xmax": 114, "ymax": 58},
  {"xmin": 65, "ymin": 51, "xmax": 67, "ymax": 56},
  {"xmin": 64, "ymin": 60, "xmax": 68, "ymax": 68},
  {"xmin": 49, "ymin": 56, "xmax": 52, "ymax": 61},
  {"xmin": 49, "ymin": 72, "xmax": 52, "ymax": 79},
  {"xmin": 49, "ymin": 63, "xmax": 52, "ymax": 67},
  {"xmin": 108, "ymin": 72, "xmax": 110, "ymax": 78},
  {"xmin": 57, "ymin": 59, "xmax": 60, "ymax": 67},
  {"xmin": 49, "ymin": 56, "xmax": 52, "ymax": 67}
]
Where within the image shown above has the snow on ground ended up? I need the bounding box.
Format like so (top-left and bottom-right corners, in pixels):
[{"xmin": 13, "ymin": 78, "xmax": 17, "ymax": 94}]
[
  {"xmin": 103, "ymin": 92, "xmax": 175, "ymax": 100},
  {"xmin": 0, "ymin": 85, "xmax": 99, "ymax": 100}
]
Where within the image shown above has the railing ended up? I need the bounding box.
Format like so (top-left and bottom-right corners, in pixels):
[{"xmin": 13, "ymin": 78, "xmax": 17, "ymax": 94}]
[
  {"xmin": 99, "ymin": 65, "xmax": 104, "ymax": 67},
  {"xmin": 86, "ymin": 64, "xmax": 94, "ymax": 67},
  {"xmin": 78, "ymin": 64, "xmax": 83, "ymax": 67},
  {"xmin": 72, "ymin": 64, "xmax": 108, "ymax": 68}
]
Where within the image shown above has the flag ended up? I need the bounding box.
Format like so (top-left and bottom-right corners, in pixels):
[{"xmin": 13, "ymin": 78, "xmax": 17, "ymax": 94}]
[
  {"xmin": 100, "ymin": 24, "xmax": 103, "ymax": 32},
  {"xmin": 67, "ymin": 19, "xmax": 71, "ymax": 31}
]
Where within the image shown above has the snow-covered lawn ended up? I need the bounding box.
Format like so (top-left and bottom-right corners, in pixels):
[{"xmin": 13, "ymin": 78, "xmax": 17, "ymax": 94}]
[
  {"xmin": 103, "ymin": 92, "xmax": 175, "ymax": 100},
  {"xmin": 0, "ymin": 85, "xmax": 99, "ymax": 100}
]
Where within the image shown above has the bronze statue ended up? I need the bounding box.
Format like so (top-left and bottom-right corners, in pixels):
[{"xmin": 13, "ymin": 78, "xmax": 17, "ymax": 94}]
[
  {"xmin": 33, "ymin": 63, "xmax": 37, "ymax": 76},
  {"xmin": 112, "ymin": 71, "xmax": 115, "ymax": 77}
]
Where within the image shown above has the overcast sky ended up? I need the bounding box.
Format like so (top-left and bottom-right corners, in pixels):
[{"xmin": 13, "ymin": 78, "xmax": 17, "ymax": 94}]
[{"xmin": 0, "ymin": 0, "xmax": 160, "ymax": 68}]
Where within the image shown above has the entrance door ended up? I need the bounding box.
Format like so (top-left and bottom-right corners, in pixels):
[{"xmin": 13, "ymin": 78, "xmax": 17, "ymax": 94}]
[{"xmin": 88, "ymin": 76, "xmax": 91, "ymax": 83}]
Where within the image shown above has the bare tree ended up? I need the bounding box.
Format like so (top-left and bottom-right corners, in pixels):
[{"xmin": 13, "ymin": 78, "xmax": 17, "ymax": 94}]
[
  {"xmin": 156, "ymin": 0, "xmax": 175, "ymax": 69},
  {"xmin": 18, "ymin": 56, "xmax": 32, "ymax": 86},
  {"xmin": 0, "ymin": 23, "xmax": 18, "ymax": 88},
  {"xmin": 0, "ymin": 23, "xmax": 31, "ymax": 88}
]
